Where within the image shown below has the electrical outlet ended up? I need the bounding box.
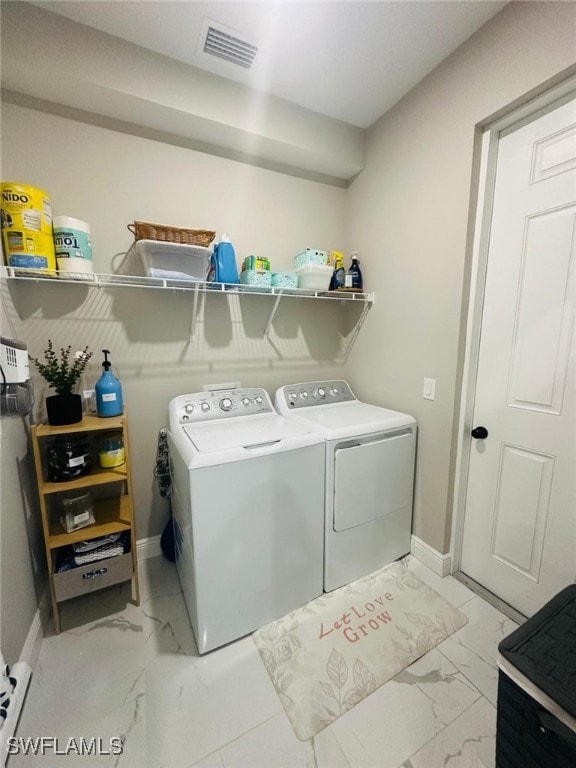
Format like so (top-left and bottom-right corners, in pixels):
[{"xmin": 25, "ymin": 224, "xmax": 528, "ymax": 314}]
[
  {"xmin": 423, "ymin": 378, "xmax": 436, "ymax": 400},
  {"xmin": 203, "ymin": 382, "xmax": 241, "ymax": 392}
]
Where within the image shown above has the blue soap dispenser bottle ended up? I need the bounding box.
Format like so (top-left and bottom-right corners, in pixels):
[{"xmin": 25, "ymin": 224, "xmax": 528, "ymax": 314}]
[{"xmin": 95, "ymin": 349, "xmax": 123, "ymax": 417}]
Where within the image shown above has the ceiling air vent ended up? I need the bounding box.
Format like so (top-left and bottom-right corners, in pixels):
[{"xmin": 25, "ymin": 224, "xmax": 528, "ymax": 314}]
[{"xmin": 203, "ymin": 24, "xmax": 258, "ymax": 69}]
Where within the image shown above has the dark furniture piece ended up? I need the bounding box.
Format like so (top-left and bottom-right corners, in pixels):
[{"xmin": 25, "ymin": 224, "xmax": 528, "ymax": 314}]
[{"xmin": 496, "ymin": 584, "xmax": 576, "ymax": 768}]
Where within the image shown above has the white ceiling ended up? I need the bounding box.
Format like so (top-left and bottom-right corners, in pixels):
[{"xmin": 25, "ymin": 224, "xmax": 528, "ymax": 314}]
[{"xmin": 32, "ymin": 1, "xmax": 508, "ymax": 129}]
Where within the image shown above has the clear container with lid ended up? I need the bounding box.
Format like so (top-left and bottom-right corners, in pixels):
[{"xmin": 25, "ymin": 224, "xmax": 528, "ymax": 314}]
[{"xmin": 60, "ymin": 489, "xmax": 95, "ymax": 533}]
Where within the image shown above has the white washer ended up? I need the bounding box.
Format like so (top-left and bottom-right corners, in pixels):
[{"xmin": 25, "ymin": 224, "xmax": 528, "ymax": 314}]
[
  {"xmin": 275, "ymin": 381, "xmax": 417, "ymax": 592},
  {"xmin": 167, "ymin": 387, "xmax": 325, "ymax": 654}
]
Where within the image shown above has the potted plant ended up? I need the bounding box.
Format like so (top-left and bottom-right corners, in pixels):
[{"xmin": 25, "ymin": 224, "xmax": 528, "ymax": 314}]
[{"xmin": 30, "ymin": 340, "xmax": 92, "ymax": 425}]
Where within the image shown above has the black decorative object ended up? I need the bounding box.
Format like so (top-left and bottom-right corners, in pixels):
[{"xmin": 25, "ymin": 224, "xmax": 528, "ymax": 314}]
[
  {"xmin": 45, "ymin": 393, "xmax": 83, "ymax": 426},
  {"xmin": 46, "ymin": 435, "xmax": 92, "ymax": 481}
]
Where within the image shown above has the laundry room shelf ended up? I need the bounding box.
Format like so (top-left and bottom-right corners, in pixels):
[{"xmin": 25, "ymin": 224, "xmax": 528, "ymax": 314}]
[
  {"xmin": 0, "ymin": 266, "xmax": 374, "ymax": 341},
  {"xmin": 0, "ymin": 266, "xmax": 374, "ymax": 301},
  {"xmin": 30, "ymin": 413, "xmax": 140, "ymax": 634},
  {"xmin": 48, "ymin": 497, "xmax": 132, "ymax": 549},
  {"xmin": 41, "ymin": 465, "xmax": 129, "ymax": 494},
  {"xmin": 0, "ymin": 267, "xmax": 374, "ymax": 341}
]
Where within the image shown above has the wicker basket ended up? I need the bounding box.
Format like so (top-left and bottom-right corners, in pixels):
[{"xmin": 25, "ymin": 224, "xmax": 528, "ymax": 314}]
[{"xmin": 128, "ymin": 221, "xmax": 216, "ymax": 247}]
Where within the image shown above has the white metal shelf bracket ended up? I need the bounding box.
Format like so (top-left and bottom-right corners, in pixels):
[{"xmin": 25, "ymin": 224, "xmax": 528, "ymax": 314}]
[
  {"xmin": 264, "ymin": 292, "xmax": 283, "ymax": 340},
  {"xmin": 343, "ymin": 298, "xmax": 373, "ymax": 362},
  {"xmin": 190, "ymin": 283, "xmax": 201, "ymax": 342}
]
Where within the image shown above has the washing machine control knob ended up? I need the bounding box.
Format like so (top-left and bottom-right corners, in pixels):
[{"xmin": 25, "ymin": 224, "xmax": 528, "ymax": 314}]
[
  {"xmin": 330, "ymin": 387, "xmax": 339, "ymax": 396},
  {"xmin": 219, "ymin": 397, "xmax": 233, "ymax": 411},
  {"xmin": 254, "ymin": 396, "xmax": 263, "ymax": 405},
  {"xmin": 288, "ymin": 391, "xmax": 297, "ymax": 401},
  {"xmin": 315, "ymin": 387, "xmax": 326, "ymax": 399},
  {"xmin": 241, "ymin": 397, "xmax": 250, "ymax": 406},
  {"xmin": 185, "ymin": 403, "xmax": 194, "ymax": 414},
  {"xmin": 201, "ymin": 402, "xmax": 210, "ymax": 412},
  {"xmin": 300, "ymin": 391, "xmax": 309, "ymax": 399}
]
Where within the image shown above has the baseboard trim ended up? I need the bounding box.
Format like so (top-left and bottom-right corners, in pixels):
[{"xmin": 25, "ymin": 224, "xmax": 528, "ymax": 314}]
[
  {"xmin": 19, "ymin": 610, "xmax": 41, "ymax": 669},
  {"xmin": 19, "ymin": 588, "xmax": 49, "ymax": 671},
  {"xmin": 137, "ymin": 534, "xmax": 162, "ymax": 561},
  {"xmin": 411, "ymin": 535, "xmax": 452, "ymax": 577}
]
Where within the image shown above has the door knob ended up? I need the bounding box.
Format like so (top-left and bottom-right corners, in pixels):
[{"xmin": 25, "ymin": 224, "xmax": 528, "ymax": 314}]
[{"xmin": 471, "ymin": 426, "xmax": 488, "ymax": 439}]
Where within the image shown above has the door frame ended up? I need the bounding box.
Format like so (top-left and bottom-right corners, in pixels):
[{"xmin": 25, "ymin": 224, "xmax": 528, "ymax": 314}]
[{"xmin": 450, "ymin": 76, "xmax": 576, "ymax": 580}]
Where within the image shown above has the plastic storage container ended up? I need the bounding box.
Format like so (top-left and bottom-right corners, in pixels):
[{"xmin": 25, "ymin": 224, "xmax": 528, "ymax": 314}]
[
  {"xmin": 130, "ymin": 240, "xmax": 212, "ymax": 280},
  {"xmin": 46, "ymin": 437, "xmax": 92, "ymax": 482},
  {"xmin": 239, "ymin": 269, "xmax": 272, "ymax": 290},
  {"xmin": 294, "ymin": 263, "xmax": 333, "ymax": 291},
  {"xmin": 294, "ymin": 248, "xmax": 328, "ymax": 269},
  {"xmin": 60, "ymin": 490, "xmax": 95, "ymax": 533},
  {"xmin": 271, "ymin": 272, "xmax": 298, "ymax": 289},
  {"xmin": 98, "ymin": 434, "xmax": 125, "ymax": 468}
]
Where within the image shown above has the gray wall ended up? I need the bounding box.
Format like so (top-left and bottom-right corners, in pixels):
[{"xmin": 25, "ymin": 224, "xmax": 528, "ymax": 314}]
[
  {"xmin": 0, "ymin": 103, "xmax": 352, "ymax": 660},
  {"xmin": 0, "ymin": 297, "xmax": 45, "ymax": 664},
  {"xmin": 2, "ymin": 1, "xmax": 575, "ymax": 661},
  {"xmin": 345, "ymin": 1, "xmax": 576, "ymax": 552}
]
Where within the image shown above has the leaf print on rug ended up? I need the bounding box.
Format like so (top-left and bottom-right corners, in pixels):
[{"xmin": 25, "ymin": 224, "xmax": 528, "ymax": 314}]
[
  {"xmin": 252, "ymin": 559, "xmax": 468, "ymax": 740},
  {"xmin": 321, "ymin": 650, "xmax": 378, "ymax": 717}
]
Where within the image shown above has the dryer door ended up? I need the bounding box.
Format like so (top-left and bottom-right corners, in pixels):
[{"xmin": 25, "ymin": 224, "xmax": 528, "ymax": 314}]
[{"xmin": 333, "ymin": 428, "xmax": 415, "ymax": 531}]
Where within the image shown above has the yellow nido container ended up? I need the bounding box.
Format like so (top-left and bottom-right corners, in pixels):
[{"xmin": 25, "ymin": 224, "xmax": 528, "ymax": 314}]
[{"xmin": 1, "ymin": 182, "xmax": 56, "ymax": 274}]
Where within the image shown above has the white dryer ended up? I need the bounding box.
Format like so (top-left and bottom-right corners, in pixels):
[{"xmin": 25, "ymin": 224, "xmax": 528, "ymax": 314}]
[
  {"xmin": 168, "ymin": 387, "xmax": 325, "ymax": 654},
  {"xmin": 275, "ymin": 381, "xmax": 416, "ymax": 592}
]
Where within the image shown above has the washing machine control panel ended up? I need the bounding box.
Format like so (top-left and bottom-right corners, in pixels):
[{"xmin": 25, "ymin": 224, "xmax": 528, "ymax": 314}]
[
  {"xmin": 171, "ymin": 388, "xmax": 274, "ymax": 424},
  {"xmin": 278, "ymin": 381, "xmax": 356, "ymax": 409}
]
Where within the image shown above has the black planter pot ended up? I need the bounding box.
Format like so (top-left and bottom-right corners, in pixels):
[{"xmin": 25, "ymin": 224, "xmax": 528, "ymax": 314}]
[{"xmin": 45, "ymin": 393, "xmax": 83, "ymax": 426}]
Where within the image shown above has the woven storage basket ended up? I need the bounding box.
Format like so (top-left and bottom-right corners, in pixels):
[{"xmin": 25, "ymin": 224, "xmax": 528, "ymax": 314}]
[{"xmin": 128, "ymin": 221, "xmax": 216, "ymax": 247}]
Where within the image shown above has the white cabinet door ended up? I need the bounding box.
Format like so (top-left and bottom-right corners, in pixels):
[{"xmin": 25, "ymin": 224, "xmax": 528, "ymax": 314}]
[{"xmin": 334, "ymin": 430, "xmax": 414, "ymax": 531}]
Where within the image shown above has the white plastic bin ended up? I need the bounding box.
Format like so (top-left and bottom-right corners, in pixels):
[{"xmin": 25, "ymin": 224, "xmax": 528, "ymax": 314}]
[
  {"xmin": 127, "ymin": 240, "xmax": 212, "ymax": 280},
  {"xmin": 294, "ymin": 263, "xmax": 333, "ymax": 291}
]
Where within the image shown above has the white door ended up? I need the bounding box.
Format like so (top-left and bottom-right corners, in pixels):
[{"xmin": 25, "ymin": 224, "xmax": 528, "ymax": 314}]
[{"xmin": 461, "ymin": 96, "xmax": 576, "ymax": 617}]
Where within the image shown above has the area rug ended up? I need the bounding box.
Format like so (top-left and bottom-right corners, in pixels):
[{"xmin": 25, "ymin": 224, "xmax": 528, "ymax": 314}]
[{"xmin": 252, "ymin": 559, "xmax": 468, "ymax": 741}]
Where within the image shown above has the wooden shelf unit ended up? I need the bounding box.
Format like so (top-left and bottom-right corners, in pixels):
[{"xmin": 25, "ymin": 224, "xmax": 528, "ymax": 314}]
[{"xmin": 30, "ymin": 413, "xmax": 140, "ymax": 633}]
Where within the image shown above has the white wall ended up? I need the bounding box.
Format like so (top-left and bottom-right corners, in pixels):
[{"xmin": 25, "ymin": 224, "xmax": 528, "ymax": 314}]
[{"xmin": 345, "ymin": 1, "xmax": 576, "ymax": 553}]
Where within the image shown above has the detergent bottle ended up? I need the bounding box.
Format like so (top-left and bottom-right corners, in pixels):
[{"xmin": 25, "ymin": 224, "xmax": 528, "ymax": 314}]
[
  {"xmin": 346, "ymin": 252, "xmax": 363, "ymax": 290},
  {"xmin": 208, "ymin": 233, "xmax": 239, "ymax": 284},
  {"xmin": 95, "ymin": 349, "xmax": 123, "ymax": 417},
  {"xmin": 329, "ymin": 251, "xmax": 346, "ymax": 290}
]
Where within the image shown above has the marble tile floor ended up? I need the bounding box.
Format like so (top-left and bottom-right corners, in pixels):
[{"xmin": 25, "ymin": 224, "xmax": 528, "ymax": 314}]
[{"xmin": 9, "ymin": 556, "xmax": 518, "ymax": 768}]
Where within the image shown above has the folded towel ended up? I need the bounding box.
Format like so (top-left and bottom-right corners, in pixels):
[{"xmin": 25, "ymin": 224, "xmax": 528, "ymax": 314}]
[
  {"xmin": 56, "ymin": 532, "xmax": 129, "ymax": 572},
  {"xmin": 73, "ymin": 532, "xmax": 121, "ymax": 554},
  {"xmin": 74, "ymin": 541, "xmax": 125, "ymax": 565}
]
